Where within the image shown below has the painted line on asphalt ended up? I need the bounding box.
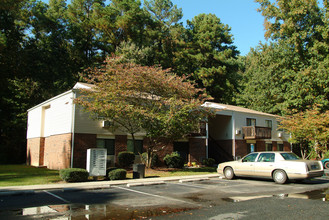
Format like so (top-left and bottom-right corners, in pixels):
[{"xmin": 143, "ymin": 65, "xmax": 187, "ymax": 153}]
[
  {"xmin": 112, "ymin": 186, "xmax": 198, "ymax": 206},
  {"xmin": 43, "ymin": 190, "xmax": 70, "ymax": 203},
  {"xmin": 168, "ymin": 182, "xmax": 207, "ymax": 189}
]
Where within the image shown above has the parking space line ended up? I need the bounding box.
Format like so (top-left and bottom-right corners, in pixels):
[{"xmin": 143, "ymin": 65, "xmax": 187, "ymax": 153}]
[
  {"xmin": 167, "ymin": 182, "xmax": 207, "ymax": 189},
  {"xmin": 112, "ymin": 186, "xmax": 198, "ymax": 206},
  {"xmin": 43, "ymin": 190, "xmax": 70, "ymax": 203}
]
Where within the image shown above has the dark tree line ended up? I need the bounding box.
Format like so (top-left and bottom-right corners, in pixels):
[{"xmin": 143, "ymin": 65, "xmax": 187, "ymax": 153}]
[{"xmin": 0, "ymin": 0, "xmax": 240, "ymax": 163}]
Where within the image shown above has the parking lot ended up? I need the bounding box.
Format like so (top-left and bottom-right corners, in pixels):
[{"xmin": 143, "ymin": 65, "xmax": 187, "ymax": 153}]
[{"xmin": 1, "ymin": 175, "xmax": 329, "ymax": 219}]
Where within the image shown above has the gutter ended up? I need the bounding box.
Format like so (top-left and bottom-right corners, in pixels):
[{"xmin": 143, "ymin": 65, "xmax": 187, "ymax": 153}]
[{"xmin": 70, "ymin": 91, "xmax": 76, "ymax": 168}]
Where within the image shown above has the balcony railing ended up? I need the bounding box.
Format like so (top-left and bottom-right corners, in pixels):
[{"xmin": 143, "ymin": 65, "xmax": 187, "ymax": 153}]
[{"xmin": 242, "ymin": 126, "xmax": 272, "ymax": 139}]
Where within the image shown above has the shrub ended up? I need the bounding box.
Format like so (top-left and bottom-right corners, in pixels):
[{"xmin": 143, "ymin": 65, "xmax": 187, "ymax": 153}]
[
  {"xmin": 118, "ymin": 151, "xmax": 135, "ymax": 168},
  {"xmin": 141, "ymin": 152, "xmax": 159, "ymax": 167},
  {"xmin": 164, "ymin": 152, "xmax": 184, "ymax": 168},
  {"xmin": 59, "ymin": 168, "xmax": 89, "ymax": 182},
  {"xmin": 106, "ymin": 167, "xmax": 118, "ymax": 177},
  {"xmin": 202, "ymin": 158, "xmax": 216, "ymax": 167},
  {"xmin": 108, "ymin": 168, "xmax": 127, "ymax": 180}
]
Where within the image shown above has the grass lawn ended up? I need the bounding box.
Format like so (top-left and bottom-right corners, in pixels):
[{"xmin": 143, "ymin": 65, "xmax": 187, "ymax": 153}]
[
  {"xmin": 0, "ymin": 165, "xmax": 61, "ymax": 187},
  {"xmin": 0, "ymin": 165, "xmax": 217, "ymax": 187}
]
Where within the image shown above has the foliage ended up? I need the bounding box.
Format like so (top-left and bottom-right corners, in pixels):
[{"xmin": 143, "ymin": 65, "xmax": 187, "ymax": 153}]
[
  {"xmin": 239, "ymin": 0, "xmax": 329, "ymax": 115},
  {"xmin": 75, "ymin": 56, "xmax": 212, "ymax": 168},
  {"xmin": 1, "ymin": 0, "xmax": 240, "ymax": 164},
  {"xmin": 107, "ymin": 168, "xmax": 127, "ymax": 180},
  {"xmin": 202, "ymin": 158, "xmax": 216, "ymax": 167},
  {"xmin": 163, "ymin": 152, "xmax": 184, "ymax": 168},
  {"xmin": 141, "ymin": 152, "xmax": 158, "ymax": 168},
  {"xmin": 279, "ymin": 105, "xmax": 329, "ymax": 159},
  {"xmin": 117, "ymin": 151, "xmax": 135, "ymax": 168},
  {"xmin": 59, "ymin": 168, "xmax": 89, "ymax": 182}
]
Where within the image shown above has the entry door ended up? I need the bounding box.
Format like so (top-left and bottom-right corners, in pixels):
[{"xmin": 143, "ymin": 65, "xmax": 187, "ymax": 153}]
[{"xmin": 173, "ymin": 142, "xmax": 189, "ymax": 163}]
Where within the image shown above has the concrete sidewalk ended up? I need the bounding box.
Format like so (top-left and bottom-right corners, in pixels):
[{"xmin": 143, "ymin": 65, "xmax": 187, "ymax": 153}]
[{"xmin": 0, "ymin": 174, "xmax": 220, "ymax": 196}]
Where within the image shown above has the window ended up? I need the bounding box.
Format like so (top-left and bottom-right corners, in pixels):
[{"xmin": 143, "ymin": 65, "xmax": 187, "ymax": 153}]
[
  {"xmin": 97, "ymin": 139, "xmax": 115, "ymax": 155},
  {"xmin": 127, "ymin": 139, "xmax": 143, "ymax": 155},
  {"xmin": 242, "ymin": 153, "xmax": 258, "ymax": 162},
  {"xmin": 265, "ymin": 120, "xmax": 272, "ymax": 129},
  {"xmin": 280, "ymin": 153, "xmax": 299, "ymax": 160},
  {"xmin": 277, "ymin": 144, "xmax": 284, "ymax": 151},
  {"xmin": 246, "ymin": 118, "xmax": 256, "ymax": 126},
  {"xmin": 265, "ymin": 143, "xmax": 273, "ymax": 151},
  {"xmin": 257, "ymin": 153, "xmax": 275, "ymax": 162}
]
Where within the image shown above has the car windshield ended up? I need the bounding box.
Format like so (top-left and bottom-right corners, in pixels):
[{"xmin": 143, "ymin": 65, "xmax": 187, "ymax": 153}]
[{"xmin": 280, "ymin": 152, "xmax": 300, "ymax": 160}]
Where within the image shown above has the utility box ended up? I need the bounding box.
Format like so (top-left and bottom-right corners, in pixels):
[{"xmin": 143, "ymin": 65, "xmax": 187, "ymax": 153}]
[
  {"xmin": 133, "ymin": 163, "xmax": 145, "ymax": 179},
  {"xmin": 86, "ymin": 148, "xmax": 107, "ymax": 176}
]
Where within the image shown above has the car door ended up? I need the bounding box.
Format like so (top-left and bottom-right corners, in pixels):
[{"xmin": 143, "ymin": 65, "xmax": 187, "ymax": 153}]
[
  {"xmin": 254, "ymin": 153, "xmax": 275, "ymax": 178},
  {"xmin": 234, "ymin": 153, "xmax": 258, "ymax": 176}
]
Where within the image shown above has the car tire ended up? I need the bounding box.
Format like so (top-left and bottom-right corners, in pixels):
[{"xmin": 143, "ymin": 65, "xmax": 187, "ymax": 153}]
[
  {"xmin": 224, "ymin": 167, "xmax": 235, "ymax": 180},
  {"xmin": 273, "ymin": 169, "xmax": 287, "ymax": 184},
  {"xmin": 324, "ymin": 161, "xmax": 329, "ymax": 169}
]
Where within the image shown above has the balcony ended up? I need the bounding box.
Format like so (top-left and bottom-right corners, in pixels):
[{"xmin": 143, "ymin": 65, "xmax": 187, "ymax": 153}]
[{"xmin": 242, "ymin": 126, "xmax": 272, "ymax": 140}]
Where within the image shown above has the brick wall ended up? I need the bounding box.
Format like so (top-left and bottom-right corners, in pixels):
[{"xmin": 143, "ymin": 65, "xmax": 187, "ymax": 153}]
[
  {"xmin": 73, "ymin": 133, "xmax": 97, "ymax": 169},
  {"xmin": 256, "ymin": 141, "xmax": 266, "ymax": 152},
  {"xmin": 26, "ymin": 137, "xmax": 45, "ymax": 167},
  {"xmin": 235, "ymin": 140, "xmax": 247, "ymax": 157},
  {"xmin": 44, "ymin": 133, "xmax": 72, "ymax": 170},
  {"xmin": 115, "ymin": 135, "xmax": 128, "ymax": 156},
  {"xmin": 189, "ymin": 138, "xmax": 206, "ymax": 164}
]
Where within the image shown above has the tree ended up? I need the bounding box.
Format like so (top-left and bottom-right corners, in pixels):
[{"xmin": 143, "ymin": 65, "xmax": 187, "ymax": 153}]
[
  {"xmin": 75, "ymin": 56, "xmax": 212, "ymax": 167},
  {"xmin": 279, "ymin": 106, "xmax": 329, "ymax": 159},
  {"xmin": 239, "ymin": 0, "xmax": 329, "ymax": 115},
  {"xmin": 182, "ymin": 13, "xmax": 240, "ymax": 103}
]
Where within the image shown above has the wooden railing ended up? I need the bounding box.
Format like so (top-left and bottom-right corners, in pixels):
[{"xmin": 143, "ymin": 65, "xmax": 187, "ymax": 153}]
[{"xmin": 242, "ymin": 126, "xmax": 272, "ymax": 139}]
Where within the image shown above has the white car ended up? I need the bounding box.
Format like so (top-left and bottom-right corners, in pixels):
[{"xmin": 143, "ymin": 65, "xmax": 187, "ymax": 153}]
[{"xmin": 217, "ymin": 152, "xmax": 324, "ymax": 184}]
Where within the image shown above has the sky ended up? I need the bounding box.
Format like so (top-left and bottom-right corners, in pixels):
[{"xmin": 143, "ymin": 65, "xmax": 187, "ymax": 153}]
[{"xmin": 171, "ymin": 0, "xmax": 267, "ymax": 55}]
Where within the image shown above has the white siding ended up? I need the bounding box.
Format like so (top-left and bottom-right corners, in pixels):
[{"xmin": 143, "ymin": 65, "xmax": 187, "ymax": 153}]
[
  {"xmin": 27, "ymin": 107, "xmax": 43, "ymax": 139},
  {"xmin": 27, "ymin": 91, "xmax": 74, "ymax": 138},
  {"xmin": 214, "ymin": 110, "xmax": 289, "ymax": 142}
]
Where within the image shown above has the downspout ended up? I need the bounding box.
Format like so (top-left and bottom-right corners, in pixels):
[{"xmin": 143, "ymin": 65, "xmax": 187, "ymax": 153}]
[
  {"xmin": 206, "ymin": 121, "xmax": 209, "ymax": 159},
  {"xmin": 70, "ymin": 91, "xmax": 76, "ymax": 168},
  {"xmin": 232, "ymin": 111, "xmax": 236, "ymax": 160}
]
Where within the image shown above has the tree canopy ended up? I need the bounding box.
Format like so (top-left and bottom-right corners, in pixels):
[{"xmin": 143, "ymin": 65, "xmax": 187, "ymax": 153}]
[{"xmin": 75, "ymin": 56, "xmax": 212, "ymax": 167}]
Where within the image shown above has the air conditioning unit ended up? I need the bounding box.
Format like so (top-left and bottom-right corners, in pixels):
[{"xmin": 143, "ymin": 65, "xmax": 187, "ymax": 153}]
[
  {"xmin": 278, "ymin": 132, "xmax": 283, "ymax": 138},
  {"xmin": 235, "ymin": 129, "xmax": 241, "ymax": 135},
  {"xmin": 102, "ymin": 120, "xmax": 113, "ymax": 128}
]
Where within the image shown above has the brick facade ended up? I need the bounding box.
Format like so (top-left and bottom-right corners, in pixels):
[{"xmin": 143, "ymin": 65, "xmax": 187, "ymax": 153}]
[
  {"xmin": 27, "ymin": 137, "xmax": 45, "ymax": 167},
  {"xmin": 73, "ymin": 133, "xmax": 97, "ymax": 169},
  {"xmin": 189, "ymin": 138, "xmax": 206, "ymax": 164},
  {"xmin": 43, "ymin": 133, "xmax": 72, "ymax": 170},
  {"xmin": 115, "ymin": 135, "xmax": 128, "ymax": 156}
]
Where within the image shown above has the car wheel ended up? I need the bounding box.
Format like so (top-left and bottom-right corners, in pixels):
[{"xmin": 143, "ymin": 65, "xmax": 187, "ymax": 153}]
[
  {"xmin": 224, "ymin": 167, "xmax": 235, "ymax": 180},
  {"xmin": 324, "ymin": 161, "xmax": 329, "ymax": 169},
  {"xmin": 273, "ymin": 169, "xmax": 287, "ymax": 184}
]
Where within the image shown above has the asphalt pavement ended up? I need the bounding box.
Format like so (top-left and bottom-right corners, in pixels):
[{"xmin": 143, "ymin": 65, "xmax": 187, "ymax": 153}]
[{"xmin": 0, "ymin": 173, "xmax": 220, "ymax": 196}]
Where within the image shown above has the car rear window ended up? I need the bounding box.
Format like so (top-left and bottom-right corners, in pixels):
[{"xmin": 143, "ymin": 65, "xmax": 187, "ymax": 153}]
[{"xmin": 280, "ymin": 153, "xmax": 300, "ymax": 160}]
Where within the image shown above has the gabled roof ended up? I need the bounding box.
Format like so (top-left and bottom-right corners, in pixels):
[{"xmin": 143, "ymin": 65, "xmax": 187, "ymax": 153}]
[
  {"xmin": 202, "ymin": 102, "xmax": 277, "ymax": 117},
  {"xmin": 73, "ymin": 82, "xmax": 95, "ymax": 90}
]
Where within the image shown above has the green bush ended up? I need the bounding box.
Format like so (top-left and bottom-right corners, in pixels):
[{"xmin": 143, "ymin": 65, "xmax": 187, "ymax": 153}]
[
  {"xmin": 202, "ymin": 158, "xmax": 216, "ymax": 167},
  {"xmin": 141, "ymin": 152, "xmax": 159, "ymax": 167},
  {"xmin": 106, "ymin": 167, "xmax": 118, "ymax": 177},
  {"xmin": 108, "ymin": 168, "xmax": 127, "ymax": 180},
  {"xmin": 164, "ymin": 152, "xmax": 184, "ymax": 168},
  {"xmin": 118, "ymin": 151, "xmax": 135, "ymax": 168},
  {"xmin": 59, "ymin": 168, "xmax": 89, "ymax": 182}
]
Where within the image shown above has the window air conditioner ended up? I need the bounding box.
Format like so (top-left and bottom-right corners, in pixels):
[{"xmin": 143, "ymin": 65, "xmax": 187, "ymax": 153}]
[{"xmin": 102, "ymin": 120, "xmax": 113, "ymax": 128}]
